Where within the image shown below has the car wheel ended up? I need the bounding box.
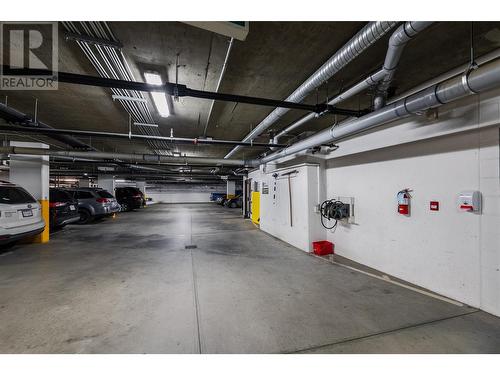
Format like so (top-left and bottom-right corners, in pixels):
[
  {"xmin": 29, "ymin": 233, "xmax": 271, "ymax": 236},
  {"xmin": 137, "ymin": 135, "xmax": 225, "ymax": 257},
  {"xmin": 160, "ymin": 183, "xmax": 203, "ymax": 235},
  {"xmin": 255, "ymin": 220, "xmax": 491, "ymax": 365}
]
[
  {"xmin": 121, "ymin": 203, "xmax": 129, "ymax": 212},
  {"xmin": 78, "ymin": 209, "xmax": 92, "ymax": 224},
  {"xmin": 230, "ymin": 202, "xmax": 237, "ymax": 208}
]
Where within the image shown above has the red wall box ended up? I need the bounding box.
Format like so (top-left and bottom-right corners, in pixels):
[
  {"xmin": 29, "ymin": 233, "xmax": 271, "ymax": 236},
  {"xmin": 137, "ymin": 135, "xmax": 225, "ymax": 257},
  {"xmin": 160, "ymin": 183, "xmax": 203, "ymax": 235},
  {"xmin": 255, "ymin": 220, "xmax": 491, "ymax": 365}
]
[{"xmin": 312, "ymin": 241, "xmax": 334, "ymax": 256}]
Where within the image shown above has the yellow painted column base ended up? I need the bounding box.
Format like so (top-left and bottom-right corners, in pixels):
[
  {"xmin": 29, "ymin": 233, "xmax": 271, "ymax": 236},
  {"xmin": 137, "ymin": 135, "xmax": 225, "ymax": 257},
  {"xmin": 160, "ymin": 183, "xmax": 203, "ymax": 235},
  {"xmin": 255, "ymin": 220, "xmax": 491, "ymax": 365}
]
[{"xmin": 33, "ymin": 199, "xmax": 50, "ymax": 244}]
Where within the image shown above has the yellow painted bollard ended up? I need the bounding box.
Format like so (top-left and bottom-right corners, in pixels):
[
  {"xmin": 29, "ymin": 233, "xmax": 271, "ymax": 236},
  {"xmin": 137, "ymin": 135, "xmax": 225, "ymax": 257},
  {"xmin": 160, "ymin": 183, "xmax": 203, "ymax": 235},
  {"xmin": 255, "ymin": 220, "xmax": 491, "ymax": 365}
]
[{"xmin": 34, "ymin": 199, "xmax": 50, "ymax": 243}]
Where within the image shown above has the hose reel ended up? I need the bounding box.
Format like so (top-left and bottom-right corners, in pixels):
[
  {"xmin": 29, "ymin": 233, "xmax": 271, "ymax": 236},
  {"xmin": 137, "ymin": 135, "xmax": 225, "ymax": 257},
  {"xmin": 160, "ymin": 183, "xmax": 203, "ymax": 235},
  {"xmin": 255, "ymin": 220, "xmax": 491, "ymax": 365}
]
[{"xmin": 320, "ymin": 199, "xmax": 350, "ymax": 230}]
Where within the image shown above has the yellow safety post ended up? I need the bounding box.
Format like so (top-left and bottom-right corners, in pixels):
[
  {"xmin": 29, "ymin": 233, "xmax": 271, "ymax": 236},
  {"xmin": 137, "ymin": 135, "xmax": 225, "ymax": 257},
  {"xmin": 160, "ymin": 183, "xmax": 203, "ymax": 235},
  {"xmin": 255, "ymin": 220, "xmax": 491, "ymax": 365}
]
[
  {"xmin": 34, "ymin": 199, "xmax": 50, "ymax": 243},
  {"xmin": 251, "ymin": 191, "xmax": 260, "ymax": 225}
]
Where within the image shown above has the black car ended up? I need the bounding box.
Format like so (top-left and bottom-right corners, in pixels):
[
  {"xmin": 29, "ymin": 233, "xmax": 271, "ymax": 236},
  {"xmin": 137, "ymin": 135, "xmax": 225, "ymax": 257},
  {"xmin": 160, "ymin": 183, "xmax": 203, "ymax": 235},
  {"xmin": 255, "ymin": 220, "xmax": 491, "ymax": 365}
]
[
  {"xmin": 49, "ymin": 188, "xmax": 80, "ymax": 228},
  {"xmin": 115, "ymin": 187, "xmax": 145, "ymax": 211}
]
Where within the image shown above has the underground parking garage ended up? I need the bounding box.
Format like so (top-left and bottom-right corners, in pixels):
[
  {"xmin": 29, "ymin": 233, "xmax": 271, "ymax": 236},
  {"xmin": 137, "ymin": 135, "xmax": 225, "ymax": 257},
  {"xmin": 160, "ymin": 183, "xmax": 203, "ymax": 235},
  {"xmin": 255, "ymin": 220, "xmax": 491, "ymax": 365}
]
[{"xmin": 1, "ymin": 9, "xmax": 500, "ymax": 366}]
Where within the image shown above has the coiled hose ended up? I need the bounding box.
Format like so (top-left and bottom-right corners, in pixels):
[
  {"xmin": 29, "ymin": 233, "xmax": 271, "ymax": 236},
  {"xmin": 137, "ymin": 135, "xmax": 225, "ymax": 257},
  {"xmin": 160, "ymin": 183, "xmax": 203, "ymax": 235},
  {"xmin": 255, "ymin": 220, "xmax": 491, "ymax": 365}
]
[{"xmin": 320, "ymin": 199, "xmax": 346, "ymax": 230}]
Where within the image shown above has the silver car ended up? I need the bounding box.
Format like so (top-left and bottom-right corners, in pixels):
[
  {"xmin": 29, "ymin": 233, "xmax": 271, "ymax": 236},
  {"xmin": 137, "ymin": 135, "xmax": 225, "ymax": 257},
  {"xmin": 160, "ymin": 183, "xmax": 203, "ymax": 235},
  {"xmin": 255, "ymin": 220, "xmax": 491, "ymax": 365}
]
[{"xmin": 65, "ymin": 188, "xmax": 121, "ymax": 224}]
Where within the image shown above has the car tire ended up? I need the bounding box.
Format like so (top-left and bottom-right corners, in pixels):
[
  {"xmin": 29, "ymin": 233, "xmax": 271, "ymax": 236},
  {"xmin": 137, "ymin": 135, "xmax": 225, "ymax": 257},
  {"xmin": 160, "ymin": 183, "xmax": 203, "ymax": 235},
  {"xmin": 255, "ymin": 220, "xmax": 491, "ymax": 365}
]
[
  {"xmin": 230, "ymin": 202, "xmax": 237, "ymax": 208},
  {"xmin": 121, "ymin": 203, "xmax": 129, "ymax": 212},
  {"xmin": 78, "ymin": 209, "xmax": 92, "ymax": 224}
]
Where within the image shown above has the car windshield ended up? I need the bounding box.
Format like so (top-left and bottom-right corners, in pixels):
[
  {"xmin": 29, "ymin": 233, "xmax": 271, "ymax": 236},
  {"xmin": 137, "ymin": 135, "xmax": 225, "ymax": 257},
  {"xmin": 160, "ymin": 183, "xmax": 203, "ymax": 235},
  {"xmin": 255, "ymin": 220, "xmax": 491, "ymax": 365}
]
[
  {"xmin": 0, "ymin": 186, "xmax": 37, "ymax": 204},
  {"xmin": 96, "ymin": 190, "xmax": 114, "ymax": 198}
]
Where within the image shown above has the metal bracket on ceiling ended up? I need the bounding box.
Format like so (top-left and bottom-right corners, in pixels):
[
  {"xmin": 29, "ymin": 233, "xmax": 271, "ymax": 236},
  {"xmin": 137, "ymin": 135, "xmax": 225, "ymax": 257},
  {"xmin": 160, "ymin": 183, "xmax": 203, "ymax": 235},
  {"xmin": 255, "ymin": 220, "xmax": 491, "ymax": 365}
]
[{"xmin": 322, "ymin": 105, "xmax": 370, "ymax": 118}]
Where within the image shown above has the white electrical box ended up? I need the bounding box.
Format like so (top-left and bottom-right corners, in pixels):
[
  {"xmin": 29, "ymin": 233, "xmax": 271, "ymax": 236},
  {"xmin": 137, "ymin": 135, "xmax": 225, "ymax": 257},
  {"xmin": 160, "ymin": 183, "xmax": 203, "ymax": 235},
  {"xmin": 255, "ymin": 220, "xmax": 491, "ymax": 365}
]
[{"xmin": 458, "ymin": 191, "xmax": 481, "ymax": 212}]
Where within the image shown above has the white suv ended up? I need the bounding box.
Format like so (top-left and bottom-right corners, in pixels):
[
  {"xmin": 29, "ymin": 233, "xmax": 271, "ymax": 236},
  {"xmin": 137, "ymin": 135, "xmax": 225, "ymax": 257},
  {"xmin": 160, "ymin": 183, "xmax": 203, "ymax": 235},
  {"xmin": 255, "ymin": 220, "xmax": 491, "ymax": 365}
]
[{"xmin": 0, "ymin": 181, "xmax": 45, "ymax": 246}]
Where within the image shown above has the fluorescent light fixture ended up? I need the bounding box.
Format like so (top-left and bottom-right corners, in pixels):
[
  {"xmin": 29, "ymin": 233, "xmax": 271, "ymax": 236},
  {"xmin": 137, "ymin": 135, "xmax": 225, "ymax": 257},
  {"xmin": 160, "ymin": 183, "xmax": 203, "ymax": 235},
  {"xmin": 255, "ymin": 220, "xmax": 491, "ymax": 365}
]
[{"xmin": 144, "ymin": 72, "xmax": 170, "ymax": 117}]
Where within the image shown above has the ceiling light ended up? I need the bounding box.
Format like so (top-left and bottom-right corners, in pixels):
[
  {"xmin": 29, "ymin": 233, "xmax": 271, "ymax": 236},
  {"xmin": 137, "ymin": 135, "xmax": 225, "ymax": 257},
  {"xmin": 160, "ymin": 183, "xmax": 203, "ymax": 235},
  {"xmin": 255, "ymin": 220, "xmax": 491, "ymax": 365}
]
[{"xmin": 144, "ymin": 72, "xmax": 170, "ymax": 117}]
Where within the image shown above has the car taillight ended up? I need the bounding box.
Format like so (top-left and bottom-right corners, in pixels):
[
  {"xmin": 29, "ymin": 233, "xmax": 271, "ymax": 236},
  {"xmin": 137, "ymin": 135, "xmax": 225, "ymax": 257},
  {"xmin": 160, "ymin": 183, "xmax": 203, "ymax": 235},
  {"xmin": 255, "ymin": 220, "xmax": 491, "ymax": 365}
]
[
  {"xmin": 96, "ymin": 198, "xmax": 109, "ymax": 203},
  {"xmin": 49, "ymin": 202, "xmax": 66, "ymax": 208}
]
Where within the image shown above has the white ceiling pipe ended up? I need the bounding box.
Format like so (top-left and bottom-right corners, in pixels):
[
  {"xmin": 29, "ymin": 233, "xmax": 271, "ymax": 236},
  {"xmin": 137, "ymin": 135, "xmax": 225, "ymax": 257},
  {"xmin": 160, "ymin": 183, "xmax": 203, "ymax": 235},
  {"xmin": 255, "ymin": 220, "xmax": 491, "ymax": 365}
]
[
  {"xmin": 274, "ymin": 21, "xmax": 433, "ymax": 143},
  {"xmin": 0, "ymin": 146, "xmax": 249, "ymax": 167},
  {"xmin": 274, "ymin": 46, "xmax": 500, "ymax": 144},
  {"xmin": 224, "ymin": 21, "xmax": 397, "ymax": 159},
  {"xmin": 373, "ymin": 21, "xmax": 434, "ymax": 109},
  {"xmin": 387, "ymin": 47, "xmax": 500, "ymax": 104},
  {"xmin": 256, "ymin": 57, "xmax": 500, "ymax": 165},
  {"xmin": 272, "ymin": 70, "xmax": 386, "ymax": 143}
]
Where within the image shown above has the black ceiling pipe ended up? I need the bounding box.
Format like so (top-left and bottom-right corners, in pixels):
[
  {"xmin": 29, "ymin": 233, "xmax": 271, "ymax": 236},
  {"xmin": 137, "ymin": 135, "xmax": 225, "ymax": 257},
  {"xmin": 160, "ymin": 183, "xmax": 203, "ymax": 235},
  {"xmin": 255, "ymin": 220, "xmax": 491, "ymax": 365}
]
[
  {"xmin": 0, "ymin": 103, "xmax": 92, "ymax": 149},
  {"xmin": 0, "ymin": 125, "xmax": 286, "ymax": 148},
  {"xmin": 1, "ymin": 66, "xmax": 364, "ymax": 116}
]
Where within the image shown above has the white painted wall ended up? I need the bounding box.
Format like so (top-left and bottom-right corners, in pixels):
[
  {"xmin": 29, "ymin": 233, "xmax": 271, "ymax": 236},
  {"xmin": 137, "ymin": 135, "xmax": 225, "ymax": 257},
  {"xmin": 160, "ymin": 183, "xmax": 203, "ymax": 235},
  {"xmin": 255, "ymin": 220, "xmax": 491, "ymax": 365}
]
[
  {"xmin": 9, "ymin": 141, "xmax": 49, "ymax": 201},
  {"xmin": 323, "ymin": 92, "xmax": 500, "ymax": 316},
  {"xmin": 97, "ymin": 175, "xmax": 115, "ymax": 194},
  {"xmin": 249, "ymin": 163, "xmax": 325, "ymax": 252},
  {"xmin": 147, "ymin": 192, "xmax": 212, "ymax": 203},
  {"xmin": 255, "ymin": 89, "xmax": 499, "ymax": 316},
  {"xmin": 146, "ymin": 183, "xmax": 226, "ymax": 204},
  {"xmin": 227, "ymin": 180, "xmax": 236, "ymax": 196}
]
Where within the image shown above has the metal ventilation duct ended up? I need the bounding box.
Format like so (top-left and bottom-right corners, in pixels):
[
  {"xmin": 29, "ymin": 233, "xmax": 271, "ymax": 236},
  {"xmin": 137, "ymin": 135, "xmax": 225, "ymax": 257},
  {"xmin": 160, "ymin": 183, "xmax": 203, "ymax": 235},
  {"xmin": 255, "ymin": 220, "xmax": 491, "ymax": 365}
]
[
  {"xmin": 273, "ymin": 21, "xmax": 434, "ymax": 143},
  {"xmin": 257, "ymin": 57, "xmax": 500, "ymax": 165},
  {"xmin": 224, "ymin": 21, "xmax": 397, "ymax": 159}
]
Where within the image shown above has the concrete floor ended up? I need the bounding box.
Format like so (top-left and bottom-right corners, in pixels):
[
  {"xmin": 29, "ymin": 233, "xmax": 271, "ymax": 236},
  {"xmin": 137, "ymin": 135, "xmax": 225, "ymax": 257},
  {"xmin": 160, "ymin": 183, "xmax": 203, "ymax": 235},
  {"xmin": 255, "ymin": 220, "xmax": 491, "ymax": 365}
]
[{"xmin": 0, "ymin": 203, "xmax": 499, "ymax": 354}]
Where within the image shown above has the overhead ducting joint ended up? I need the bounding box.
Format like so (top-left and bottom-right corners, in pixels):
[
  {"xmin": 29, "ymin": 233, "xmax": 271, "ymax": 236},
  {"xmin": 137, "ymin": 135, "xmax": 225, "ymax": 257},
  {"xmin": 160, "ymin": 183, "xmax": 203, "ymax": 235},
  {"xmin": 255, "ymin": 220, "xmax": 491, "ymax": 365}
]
[
  {"xmin": 273, "ymin": 21, "xmax": 434, "ymax": 143},
  {"xmin": 224, "ymin": 21, "xmax": 398, "ymax": 159},
  {"xmin": 373, "ymin": 21, "xmax": 434, "ymax": 109}
]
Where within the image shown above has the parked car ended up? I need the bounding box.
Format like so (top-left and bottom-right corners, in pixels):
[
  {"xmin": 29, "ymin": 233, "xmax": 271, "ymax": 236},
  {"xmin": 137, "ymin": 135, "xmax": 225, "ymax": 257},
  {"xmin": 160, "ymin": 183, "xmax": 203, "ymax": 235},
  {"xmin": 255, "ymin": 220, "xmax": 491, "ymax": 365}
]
[
  {"xmin": 224, "ymin": 195, "xmax": 243, "ymax": 208},
  {"xmin": 49, "ymin": 188, "xmax": 80, "ymax": 229},
  {"xmin": 0, "ymin": 181, "xmax": 45, "ymax": 246},
  {"xmin": 115, "ymin": 187, "xmax": 145, "ymax": 211},
  {"xmin": 66, "ymin": 188, "xmax": 121, "ymax": 224},
  {"xmin": 216, "ymin": 196, "xmax": 227, "ymax": 205},
  {"xmin": 210, "ymin": 192, "xmax": 226, "ymax": 202}
]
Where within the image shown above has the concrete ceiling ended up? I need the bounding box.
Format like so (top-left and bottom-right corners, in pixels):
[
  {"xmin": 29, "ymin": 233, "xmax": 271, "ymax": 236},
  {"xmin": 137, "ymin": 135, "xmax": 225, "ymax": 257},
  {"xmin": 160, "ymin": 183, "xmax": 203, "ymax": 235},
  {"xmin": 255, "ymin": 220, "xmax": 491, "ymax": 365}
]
[{"xmin": 1, "ymin": 21, "xmax": 500, "ymax": 163}]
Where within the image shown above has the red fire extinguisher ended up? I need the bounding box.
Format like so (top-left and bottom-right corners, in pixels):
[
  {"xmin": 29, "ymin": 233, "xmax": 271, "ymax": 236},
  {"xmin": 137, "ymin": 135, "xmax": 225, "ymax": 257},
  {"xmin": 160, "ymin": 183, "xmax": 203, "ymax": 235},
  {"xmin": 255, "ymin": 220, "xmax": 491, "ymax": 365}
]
[{"xmin": 397, "ymin": 189, "xmax": 412, "ymax": 215}]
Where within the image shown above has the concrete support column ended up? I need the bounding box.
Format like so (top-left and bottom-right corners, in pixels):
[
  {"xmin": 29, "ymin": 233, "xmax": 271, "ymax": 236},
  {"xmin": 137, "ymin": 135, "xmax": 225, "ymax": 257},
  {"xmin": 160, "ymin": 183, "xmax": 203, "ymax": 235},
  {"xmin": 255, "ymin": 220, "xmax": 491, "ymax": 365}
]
[
  {"xmin": 98, "ymin": 175, "xmax": 116, "ymax": 195},
  {"xmin": 9, "ymin": 141, "xmax": 50, "ymax": 243},
  {"xmin": 78, "ymin": 178, "xmax": 90, "ymax": 188},
  {"xmin": 227, "ymin": 180, "xmax": 236, "ymax": 198},
  {"xmin": 136, "ymin": 181, "xmax": 146, "ymax": 196}
]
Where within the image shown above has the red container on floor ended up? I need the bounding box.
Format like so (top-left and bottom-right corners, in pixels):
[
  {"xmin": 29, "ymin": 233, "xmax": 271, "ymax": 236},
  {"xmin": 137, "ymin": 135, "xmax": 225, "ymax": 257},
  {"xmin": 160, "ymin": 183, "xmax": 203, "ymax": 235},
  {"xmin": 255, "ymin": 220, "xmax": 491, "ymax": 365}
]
[{"xmin": 312, "ymin": 241, "xmax": 334, "ymax": 256}]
